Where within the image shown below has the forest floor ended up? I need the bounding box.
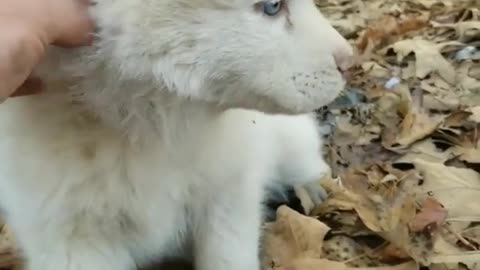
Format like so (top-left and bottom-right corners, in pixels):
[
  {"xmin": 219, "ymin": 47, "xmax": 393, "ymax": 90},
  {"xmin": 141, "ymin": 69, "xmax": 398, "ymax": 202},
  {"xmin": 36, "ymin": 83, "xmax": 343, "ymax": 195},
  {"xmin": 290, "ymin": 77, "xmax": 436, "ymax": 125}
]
[
  {"xmin": 261, "ymin": 0, "xmax": 480, "ymax": 269},
  {"xmin": 1, "ymin": 0, "xmax": 480, "ymax": 269}
]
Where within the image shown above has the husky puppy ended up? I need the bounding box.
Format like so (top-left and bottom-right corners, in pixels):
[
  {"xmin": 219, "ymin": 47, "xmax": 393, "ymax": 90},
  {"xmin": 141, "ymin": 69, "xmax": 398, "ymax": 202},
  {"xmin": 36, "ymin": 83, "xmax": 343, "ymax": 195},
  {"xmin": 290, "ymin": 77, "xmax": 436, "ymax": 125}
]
[{"xmin": 0, "ymin": 0, "xmax": 353, "ymax": 269}]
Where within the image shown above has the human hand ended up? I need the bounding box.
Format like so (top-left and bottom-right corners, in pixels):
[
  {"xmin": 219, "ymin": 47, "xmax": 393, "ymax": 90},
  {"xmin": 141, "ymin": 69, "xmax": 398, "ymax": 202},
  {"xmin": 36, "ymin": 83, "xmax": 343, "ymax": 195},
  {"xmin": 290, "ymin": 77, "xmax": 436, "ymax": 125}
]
[{"xmin": 0, "ymin": 0, "xmax": 94, "ymax": 100}]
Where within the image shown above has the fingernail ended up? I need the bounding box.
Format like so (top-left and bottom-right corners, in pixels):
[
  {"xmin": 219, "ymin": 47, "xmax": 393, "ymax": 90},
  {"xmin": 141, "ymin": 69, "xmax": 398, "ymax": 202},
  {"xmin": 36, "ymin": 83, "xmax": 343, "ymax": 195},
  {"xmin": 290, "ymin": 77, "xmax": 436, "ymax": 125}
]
[
  {"xmin": 83, "ymin": 18, "xmax": 98, "ymax": 46},
  {"xmin": 84, "ymin": 32, "xmax": 96, "ymax": 46}
]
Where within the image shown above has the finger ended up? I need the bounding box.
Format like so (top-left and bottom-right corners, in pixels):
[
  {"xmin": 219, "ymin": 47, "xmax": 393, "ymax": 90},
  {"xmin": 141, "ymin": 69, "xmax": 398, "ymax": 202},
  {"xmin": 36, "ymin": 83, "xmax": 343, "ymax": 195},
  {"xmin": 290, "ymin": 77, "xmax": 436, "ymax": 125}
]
[
  {"xmin": 10, "ymin": 77, "xmax": 44, "ymax": 97},
  {"xmin": 78, "ymin": 0, "xmax": 92, "ymax": 5},
  {"xmin": 52, "ymin": 0, "xmax": 96, "ymax": 48},
  {"xmin": 52, "ymin": 30, "xmax": 95, "ymax": 48},
  {"xmin": 52, "ymin": 16, "xmax": 95, "ymax": 48}
]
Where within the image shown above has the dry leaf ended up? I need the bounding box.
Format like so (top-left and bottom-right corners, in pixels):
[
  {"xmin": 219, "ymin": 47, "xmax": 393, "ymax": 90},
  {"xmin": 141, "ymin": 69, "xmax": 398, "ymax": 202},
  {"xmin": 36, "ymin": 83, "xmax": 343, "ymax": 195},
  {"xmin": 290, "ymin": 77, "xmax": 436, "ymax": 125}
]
[
  {"xmin": 409, "ymin": 197, "xmax": 448, "ymax": 232},
  {"xmin": 389, "ymin": 39, "xmax": 463, "ymax": 84},
  {"xmin": 262, "ymin": 206, "xmax": 331, "ymax": 269},
  {"xmin": 357, "ymin": 15, "xmax": 428, "ymax": 54},
  {"xmin": 408, "ymin": 158, "xmax": 480, "ymax": 226}
]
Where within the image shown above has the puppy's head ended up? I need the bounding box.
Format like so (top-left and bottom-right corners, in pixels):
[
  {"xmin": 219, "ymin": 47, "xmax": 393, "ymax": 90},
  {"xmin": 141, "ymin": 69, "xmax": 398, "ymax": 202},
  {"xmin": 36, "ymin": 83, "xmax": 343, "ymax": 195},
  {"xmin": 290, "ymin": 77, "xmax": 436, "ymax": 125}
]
[{"xmin": 90, "ymin": 0, "xmax": 354, "ymax": 114}]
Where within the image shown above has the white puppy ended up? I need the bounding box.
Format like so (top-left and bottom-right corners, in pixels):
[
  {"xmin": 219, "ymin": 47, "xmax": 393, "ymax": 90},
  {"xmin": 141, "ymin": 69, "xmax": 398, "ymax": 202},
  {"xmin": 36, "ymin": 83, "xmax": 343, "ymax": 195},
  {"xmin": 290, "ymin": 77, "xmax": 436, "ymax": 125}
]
[{"xmin": 0, "ymin": 0, "xmax": 353, "ymax": 269}]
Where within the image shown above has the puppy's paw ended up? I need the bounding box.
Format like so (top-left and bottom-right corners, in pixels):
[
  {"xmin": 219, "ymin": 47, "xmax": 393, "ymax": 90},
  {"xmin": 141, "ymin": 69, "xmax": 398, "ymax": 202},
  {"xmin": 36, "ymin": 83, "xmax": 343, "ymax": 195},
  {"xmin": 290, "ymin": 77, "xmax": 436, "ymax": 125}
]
[{"xmin": 294, "ymin": 181, "xmax": 328, "ymax": 215}]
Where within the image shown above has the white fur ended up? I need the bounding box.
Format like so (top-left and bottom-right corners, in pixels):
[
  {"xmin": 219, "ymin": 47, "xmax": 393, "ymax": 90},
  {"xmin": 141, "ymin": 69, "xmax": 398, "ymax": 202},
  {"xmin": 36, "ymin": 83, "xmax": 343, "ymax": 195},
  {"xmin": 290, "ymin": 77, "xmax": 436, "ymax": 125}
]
[{"xmin": 0, "ymin": 0, "xmax": 353, "ymax": 269}]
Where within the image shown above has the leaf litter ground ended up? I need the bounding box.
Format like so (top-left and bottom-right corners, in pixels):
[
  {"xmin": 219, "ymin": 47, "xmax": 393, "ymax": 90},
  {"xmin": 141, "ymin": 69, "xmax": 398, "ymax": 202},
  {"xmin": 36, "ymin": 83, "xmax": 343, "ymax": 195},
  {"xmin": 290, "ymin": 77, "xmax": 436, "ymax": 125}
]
[{"xmin": 1, "ymin": 0, "xmax": 480, "ymax": 269}]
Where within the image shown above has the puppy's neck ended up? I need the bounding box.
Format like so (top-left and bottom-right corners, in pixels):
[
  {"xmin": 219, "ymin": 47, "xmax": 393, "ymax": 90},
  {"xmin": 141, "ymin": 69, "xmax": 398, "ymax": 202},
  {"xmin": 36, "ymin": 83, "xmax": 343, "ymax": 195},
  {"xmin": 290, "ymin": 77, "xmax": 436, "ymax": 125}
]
[
  {"xmin": 36, "ymin": 77, "xmax": 220, "ymax": 153},
  {"xmin": 37, "ymin": 47, "xmax": 223, "ymax": 148},
  {"xmin": 85, "ymin": 87, "xmax": 222, "ymax": 147}
]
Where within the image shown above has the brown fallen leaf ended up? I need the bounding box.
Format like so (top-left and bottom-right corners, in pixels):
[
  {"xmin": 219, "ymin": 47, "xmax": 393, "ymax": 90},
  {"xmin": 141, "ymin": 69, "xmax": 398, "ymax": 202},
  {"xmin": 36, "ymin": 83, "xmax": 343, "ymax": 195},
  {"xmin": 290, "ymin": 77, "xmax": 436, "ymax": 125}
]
[
  {"xmin": 357, "ymin": 15, "xmax": 429, "ymax": 55},
  {"xmin": 380, "ymin": 84, "xmax": 445, "ymax": 149},
  {"xmin": 274, "ymin": 258, "xmax": 418, "ymax": 270},
  {"xmin": 395, "ymin": 107, "xmax": 444, "ymax": 148},
  {"xmin": 466, "ymin": 106, "xmax": 480, "ymax": 122},
  {"xmin": 416, "ymin": 0, "xmax": 453, "ymax": 9},
  {"xmin": 420, "ymin": 76, "xmax": 462, "ymax": 112},
  {"xmin": 376, "ymin": 243, "xmax": 412, "ymax": 261},
  {"xmin": 429, "ymin": 234, "xmax": 480, "ymax": 265},
  {"xmin": 402, "ymin": 158, "xmax": 480, "ymax": 231},
  {"xmin": 388, "ymin": 39, "xmax": 463, "ymax": 84},
  {"xmin": 262, "ymin": 205, "xmax": 331, "ymax": 270},
  {"xmin": 432, "ymin": 21, "xmax": 480, "ymax": 42},
  {"xmin": 458, "ymin": 61, "xmax": 480, "ymax": 95},
  {"xmin": 263, "ymin": 205, "xmax": 420, "ymax": 270},
  {"xmin": 409, "ymin": 197, "xmax": 448, "ymax": 233},
  {"xmin": 264, "ymin": 203, "xmax": 415, "ymax": 268}
]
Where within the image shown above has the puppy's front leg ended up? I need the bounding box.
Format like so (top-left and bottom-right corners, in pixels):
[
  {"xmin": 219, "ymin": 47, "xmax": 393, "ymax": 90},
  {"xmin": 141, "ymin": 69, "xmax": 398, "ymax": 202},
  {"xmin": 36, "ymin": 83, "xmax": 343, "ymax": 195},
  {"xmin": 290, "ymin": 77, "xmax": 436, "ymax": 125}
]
[
  {"xmin": 193, "ymin": 181, "xmax": 263, "ymax": 270},
  {"xmin": 18, "ymin": 227, "xmax": 134, "ymax": 270}
]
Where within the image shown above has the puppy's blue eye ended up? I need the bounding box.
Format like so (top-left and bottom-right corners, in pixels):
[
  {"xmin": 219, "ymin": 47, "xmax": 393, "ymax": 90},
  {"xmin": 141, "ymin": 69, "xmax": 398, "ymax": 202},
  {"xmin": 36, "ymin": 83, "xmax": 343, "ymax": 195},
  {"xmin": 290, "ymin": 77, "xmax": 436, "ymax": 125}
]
[{"xmin": 262, "ymin": 0, "xmax": 282, "ymax": 16}]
